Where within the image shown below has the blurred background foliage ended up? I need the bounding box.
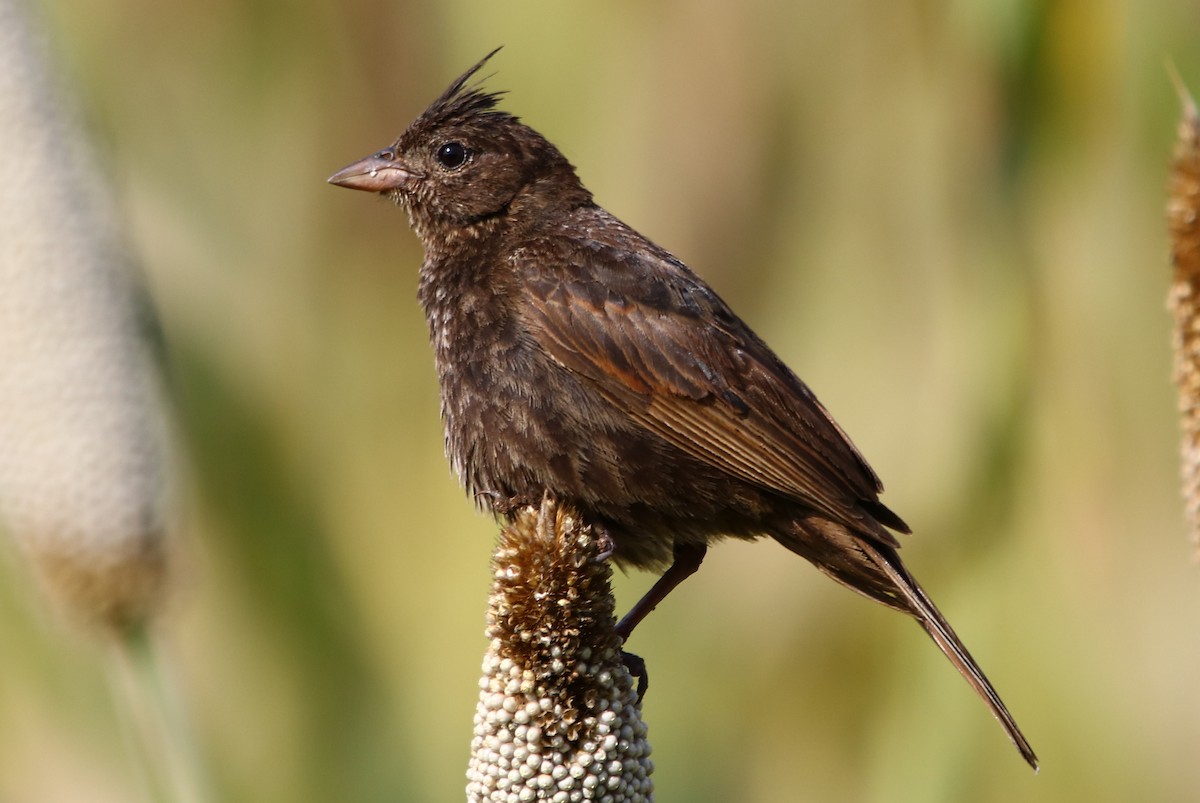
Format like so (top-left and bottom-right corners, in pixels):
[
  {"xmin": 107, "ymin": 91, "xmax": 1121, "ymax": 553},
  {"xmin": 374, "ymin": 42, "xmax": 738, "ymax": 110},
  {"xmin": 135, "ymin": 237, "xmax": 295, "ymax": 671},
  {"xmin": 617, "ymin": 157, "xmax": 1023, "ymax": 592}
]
[{"xmin": 2, "ymin": 0, "xmax": 1199, "ymax": 800}]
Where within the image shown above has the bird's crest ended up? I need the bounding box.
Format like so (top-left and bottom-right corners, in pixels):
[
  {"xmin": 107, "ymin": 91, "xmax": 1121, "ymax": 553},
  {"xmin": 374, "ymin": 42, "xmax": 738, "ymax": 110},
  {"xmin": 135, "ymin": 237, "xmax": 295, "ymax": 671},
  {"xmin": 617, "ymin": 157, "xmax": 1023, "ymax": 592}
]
[{"xmin": 416, "ymin": 47, "xmax": 512, "ymax": 130}]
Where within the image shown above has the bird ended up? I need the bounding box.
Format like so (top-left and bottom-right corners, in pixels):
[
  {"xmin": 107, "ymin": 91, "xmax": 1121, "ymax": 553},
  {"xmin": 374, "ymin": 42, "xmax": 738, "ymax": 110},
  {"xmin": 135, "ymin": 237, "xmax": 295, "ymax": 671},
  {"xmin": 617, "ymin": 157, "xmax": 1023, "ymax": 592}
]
[{"xmin": 329, "ymin": 48, "xmax": 1037, "ymax": 769}]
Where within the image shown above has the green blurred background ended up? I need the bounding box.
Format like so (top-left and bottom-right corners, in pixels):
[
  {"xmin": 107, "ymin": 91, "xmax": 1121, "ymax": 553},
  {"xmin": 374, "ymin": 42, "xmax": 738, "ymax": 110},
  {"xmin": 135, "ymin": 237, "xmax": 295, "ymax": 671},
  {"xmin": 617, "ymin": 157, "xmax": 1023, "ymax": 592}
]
[{"xmin": 3, "ymin": 0, "xmax": 1200, "ymax": 800}]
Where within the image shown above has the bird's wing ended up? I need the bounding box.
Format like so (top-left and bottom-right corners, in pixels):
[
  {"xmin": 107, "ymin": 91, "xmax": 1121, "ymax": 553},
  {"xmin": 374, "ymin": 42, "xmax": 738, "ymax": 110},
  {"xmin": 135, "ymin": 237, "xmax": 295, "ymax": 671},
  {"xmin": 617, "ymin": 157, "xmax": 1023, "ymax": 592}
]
[{"xmin": 515, "ymin": 230, "xmax": 908, "ymax": 539}]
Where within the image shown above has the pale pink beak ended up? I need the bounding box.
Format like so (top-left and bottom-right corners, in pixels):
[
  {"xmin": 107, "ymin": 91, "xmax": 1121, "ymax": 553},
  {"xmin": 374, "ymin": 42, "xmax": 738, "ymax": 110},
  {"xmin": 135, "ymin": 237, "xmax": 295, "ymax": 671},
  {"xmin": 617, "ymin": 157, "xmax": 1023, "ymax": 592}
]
[{"xmin": 328, "ymin": 149, "xmax": 417, "ymax": 192}]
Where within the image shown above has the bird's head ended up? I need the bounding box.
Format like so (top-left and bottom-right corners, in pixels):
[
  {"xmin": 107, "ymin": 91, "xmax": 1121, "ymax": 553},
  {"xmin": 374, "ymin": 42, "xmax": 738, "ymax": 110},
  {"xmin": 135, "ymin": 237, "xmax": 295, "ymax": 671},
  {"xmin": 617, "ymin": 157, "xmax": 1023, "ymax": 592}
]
[{"xmin": 329, "ymin": 48, "xmax": 589, "ymax": 248}]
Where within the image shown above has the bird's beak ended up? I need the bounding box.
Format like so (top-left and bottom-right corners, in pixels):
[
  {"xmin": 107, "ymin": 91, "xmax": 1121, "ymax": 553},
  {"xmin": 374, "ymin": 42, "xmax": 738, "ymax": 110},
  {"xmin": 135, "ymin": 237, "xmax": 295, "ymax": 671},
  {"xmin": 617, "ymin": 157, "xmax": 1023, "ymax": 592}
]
[{"xmin": 328, "ymin": 149, "xmax": 417, "ymax": 193}]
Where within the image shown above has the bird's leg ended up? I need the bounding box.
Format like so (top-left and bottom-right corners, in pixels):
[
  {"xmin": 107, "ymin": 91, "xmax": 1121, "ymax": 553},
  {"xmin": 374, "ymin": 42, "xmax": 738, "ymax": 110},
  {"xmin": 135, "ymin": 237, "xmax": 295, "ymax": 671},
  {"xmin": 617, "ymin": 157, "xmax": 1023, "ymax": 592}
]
[{"xmin": 614, "ymin": 542, "xmax": 707, "ymax": 641}]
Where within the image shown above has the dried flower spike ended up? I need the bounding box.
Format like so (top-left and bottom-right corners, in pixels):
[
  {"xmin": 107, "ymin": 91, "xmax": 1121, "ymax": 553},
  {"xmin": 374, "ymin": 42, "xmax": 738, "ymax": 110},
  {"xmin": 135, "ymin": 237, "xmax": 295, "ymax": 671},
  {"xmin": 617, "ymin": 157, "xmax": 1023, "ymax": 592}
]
[
  {"xmin": 467, "ymin": 497, "xmax": 654, "ymax": 802},
  {"xmin": 1168, "ymin": 69, "xmax": 1200, "ymax": 557},
  {"xmin": 0, "ymin": 0, "xmax": 170, "ymax": 630}
]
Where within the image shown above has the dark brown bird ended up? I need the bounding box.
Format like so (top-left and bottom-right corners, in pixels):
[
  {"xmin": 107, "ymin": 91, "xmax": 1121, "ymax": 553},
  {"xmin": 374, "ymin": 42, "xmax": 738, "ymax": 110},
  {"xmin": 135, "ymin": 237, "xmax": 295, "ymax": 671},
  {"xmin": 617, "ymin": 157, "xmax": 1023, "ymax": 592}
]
[{"xmin": 329, "ymin": 49, "xmax": 1037, "ymax": 769}]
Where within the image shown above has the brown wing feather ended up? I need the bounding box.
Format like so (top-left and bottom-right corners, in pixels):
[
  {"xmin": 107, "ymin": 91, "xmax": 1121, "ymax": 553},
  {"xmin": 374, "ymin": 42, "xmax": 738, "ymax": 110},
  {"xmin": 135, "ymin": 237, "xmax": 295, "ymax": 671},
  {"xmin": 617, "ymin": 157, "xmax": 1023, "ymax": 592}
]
[{"xmin": 515, "ymin": 222, "xmax": 908, "ymax": 540}]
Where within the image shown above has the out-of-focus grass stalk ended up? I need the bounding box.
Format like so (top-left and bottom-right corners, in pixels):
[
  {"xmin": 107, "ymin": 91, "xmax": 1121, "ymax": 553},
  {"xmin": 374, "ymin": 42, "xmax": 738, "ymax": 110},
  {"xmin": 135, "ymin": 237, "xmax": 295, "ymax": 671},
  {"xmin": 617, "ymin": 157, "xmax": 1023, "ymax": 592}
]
[
  {"xmin": 0, "ymin": 1, "xmax": 209, "ymax": 800},
  {"xmin": 1167, "ymin": 69, "xmax": 1200, "ymax": 558},
  {"xmin": 467, "ymin": 497, "xmax": 653, "ymax": 802},
  {"xmin": 109, "ymin": 625, "xmax": 211, "ymax": 803}
]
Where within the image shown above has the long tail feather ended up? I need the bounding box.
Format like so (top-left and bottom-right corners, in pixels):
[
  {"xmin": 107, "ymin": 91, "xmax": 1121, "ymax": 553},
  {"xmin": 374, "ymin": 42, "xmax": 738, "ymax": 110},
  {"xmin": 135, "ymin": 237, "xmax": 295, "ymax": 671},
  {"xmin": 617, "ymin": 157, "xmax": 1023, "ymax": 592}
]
[
  {"xmin": 780, "ymin": 518, "xmax": 1038, "ymax": 769},
  {"xmin": 857, "ymin": 538, "xmax": 1039, "ymax": 770}
]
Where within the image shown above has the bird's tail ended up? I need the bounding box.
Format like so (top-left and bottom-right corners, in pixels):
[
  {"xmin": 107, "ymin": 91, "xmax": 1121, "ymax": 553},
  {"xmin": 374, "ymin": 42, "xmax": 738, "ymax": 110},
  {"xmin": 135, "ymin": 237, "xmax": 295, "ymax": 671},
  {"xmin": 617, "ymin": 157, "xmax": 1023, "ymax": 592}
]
[{"xmin": 782, "ymin": 519, "xmax": 1039, "ymax": 770}]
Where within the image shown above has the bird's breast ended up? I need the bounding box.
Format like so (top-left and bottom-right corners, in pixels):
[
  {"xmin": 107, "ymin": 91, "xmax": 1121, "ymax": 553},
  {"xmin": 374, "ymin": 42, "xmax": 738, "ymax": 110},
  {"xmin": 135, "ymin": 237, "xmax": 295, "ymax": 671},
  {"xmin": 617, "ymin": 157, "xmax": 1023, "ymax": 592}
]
[{"xmin": 420, "ymin": 270, "xmax": 553, "ymax": 499}]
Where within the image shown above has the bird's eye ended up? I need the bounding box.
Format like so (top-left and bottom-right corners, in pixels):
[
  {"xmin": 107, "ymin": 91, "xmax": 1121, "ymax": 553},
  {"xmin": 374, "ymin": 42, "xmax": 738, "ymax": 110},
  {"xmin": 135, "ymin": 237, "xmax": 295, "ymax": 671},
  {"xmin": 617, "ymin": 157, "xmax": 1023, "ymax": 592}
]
[{"xmin": 436, "ymin": 142, "xmax": 470, "ymax": 170}]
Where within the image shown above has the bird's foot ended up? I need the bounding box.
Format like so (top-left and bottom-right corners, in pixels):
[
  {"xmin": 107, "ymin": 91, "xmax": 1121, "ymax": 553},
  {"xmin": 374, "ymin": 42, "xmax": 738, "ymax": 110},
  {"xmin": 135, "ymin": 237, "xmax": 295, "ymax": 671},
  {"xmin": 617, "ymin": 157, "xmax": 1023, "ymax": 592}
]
[
  {"xmin": 475, "ymin": 490, "xmax": 539, "ymax": 516},
  {"xmin": 620, "ymin": 649, "xmax": 649, "ymax": 703},
  {"xmin": 593, "ymin": 523, "xmax": 615, "ymax": 562}
]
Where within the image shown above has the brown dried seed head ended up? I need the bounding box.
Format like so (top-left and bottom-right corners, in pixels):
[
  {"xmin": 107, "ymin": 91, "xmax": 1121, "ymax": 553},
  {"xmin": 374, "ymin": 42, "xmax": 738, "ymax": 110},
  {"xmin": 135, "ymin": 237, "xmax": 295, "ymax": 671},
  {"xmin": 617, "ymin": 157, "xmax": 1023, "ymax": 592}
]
[
  {"xmin": 466, "ymin": 497, "xmax": 653, "ymax": 802},
  {"xmin": 1168, "ymin": 72, "xmax": 1200, "ymax": 557}
]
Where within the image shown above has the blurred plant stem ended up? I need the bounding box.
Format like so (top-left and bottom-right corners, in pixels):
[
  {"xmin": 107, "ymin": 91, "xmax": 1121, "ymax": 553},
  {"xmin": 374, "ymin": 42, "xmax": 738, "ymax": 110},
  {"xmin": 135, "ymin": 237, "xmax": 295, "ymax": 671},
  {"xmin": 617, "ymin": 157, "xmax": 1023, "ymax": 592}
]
[{"xmin": 108, "ymin": 625, "xmax": 212, "ymax": 803}]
